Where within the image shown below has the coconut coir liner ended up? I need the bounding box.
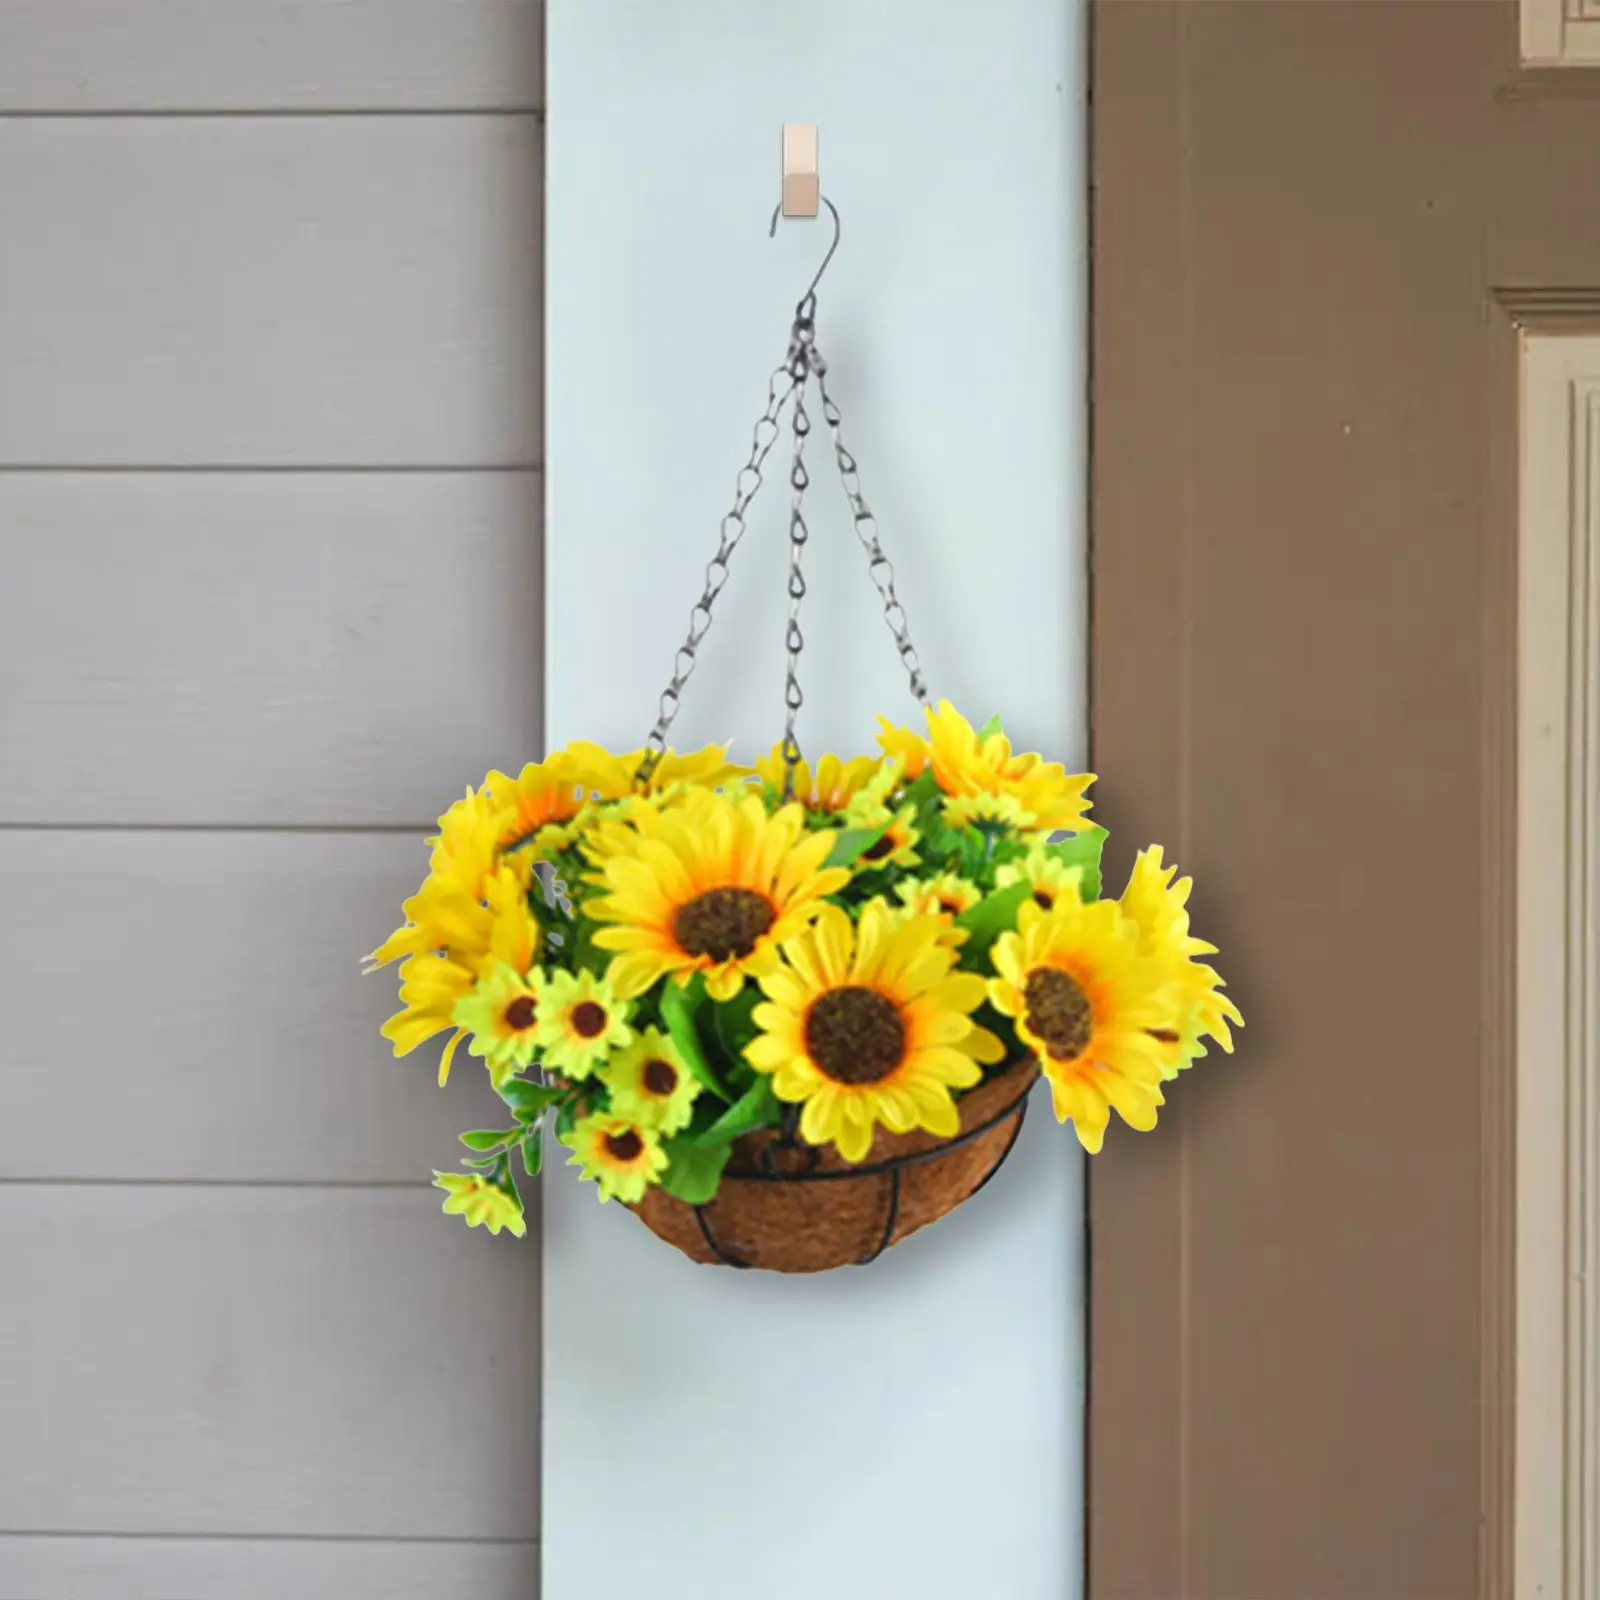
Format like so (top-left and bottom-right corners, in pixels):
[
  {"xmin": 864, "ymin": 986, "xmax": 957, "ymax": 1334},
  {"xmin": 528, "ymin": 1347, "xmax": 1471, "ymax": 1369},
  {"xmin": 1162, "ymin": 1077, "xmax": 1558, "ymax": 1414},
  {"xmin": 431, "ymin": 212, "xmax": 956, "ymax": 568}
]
[{"xmin": 631, "ymin": 1059, "xmax": 1040, "ymax": 1273}]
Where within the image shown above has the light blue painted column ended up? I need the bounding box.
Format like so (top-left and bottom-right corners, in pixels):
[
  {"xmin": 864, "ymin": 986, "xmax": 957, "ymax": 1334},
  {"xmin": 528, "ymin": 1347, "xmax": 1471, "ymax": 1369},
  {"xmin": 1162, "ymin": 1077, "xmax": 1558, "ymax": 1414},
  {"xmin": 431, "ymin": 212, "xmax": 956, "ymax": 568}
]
[{"xmin": 544, "ymin": 4, "xmax": 1085, "ymax": 1593}]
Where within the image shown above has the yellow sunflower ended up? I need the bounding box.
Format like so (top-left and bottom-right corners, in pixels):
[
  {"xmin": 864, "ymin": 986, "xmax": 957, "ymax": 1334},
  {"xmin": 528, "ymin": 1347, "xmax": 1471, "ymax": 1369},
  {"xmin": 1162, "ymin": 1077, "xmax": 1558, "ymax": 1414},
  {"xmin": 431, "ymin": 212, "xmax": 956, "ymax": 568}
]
[
  {"xmin": 566, "ymin": 739, "xmax": 748, "ymax": 800},
  {"xmin": 534, "ymin": 968, "xmax": 633, "ymax": 1078},
  {"xmin": 997, "ymin": 847, "xmax": 1086, "ymax": 915},
  {"xmin": 586, "ymin": 791, "xmax": 850, "ymax": 1000},
  {"xmin": 990, "ymin": 895, "xmax": 1179, "ymax": 1154},
  {"xmin": 453, "ymin": 962, "xmax": 547, "ymax": 1087},
  {"xmin": 923, "ymin": 701, "xmax": 1096, "ymax": 835},
  {"xmin": 599, "ymin": 1027, "xmax": 700, "ymax": 1134},
  {"xmin": 1119, "ymin": 845, "xmax": 1244, "ymax": 1079},
  {"xmin": 745, "ymin": 900, "xmax": 1004, "ymax": 1163},
  {"xmin": 375, "ymin": 880, "xmax": 542, "ymax": 1085},
  {"xmin": 426, "ymin": 784, "xmax": 517, "ymax": 903},
  {"xmin": 575, "ymin": 790, "xmax": 696, "ymax": 883},
  {"xmin": 483, "ymin": 751, "xmax": 590, "ymax": 855},
  {"xmin": 876, "ymin": 716, "xmax": 931, "ymax": 780},
  {"xmin": 365, "ymin": 857, "xmax": 533, "ymax": 973},
  {"xmin": 369, "ymin": 864, "xmax": 540, "ymax": 1088},
  {"xmin": 380, "ymin": 952, "xmax": 478, "ymax": 1085},
  {"xmin": 433, "ymin": 1171, "xmax": 526, "ymax": 1237},
  {"xmin": 561, "ymin": 1112, "xmax": 669, "ymax": 1203},
  {"xmin": 754, "ymin": 746, "xmax": 880, "ymax": 814}
]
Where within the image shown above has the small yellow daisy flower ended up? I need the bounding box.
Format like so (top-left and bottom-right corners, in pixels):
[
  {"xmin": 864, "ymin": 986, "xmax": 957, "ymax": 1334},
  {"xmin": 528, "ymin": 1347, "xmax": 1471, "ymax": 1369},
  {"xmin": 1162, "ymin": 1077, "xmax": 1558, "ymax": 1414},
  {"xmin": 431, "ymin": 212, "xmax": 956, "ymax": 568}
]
[
  {"xmin": 452, "ymin": 963, "xmax": 546, "ymax": 1088},
  {"xmin": 894, "ymin": 873, "xmax": 981, "ymax": 924},
  {"xmin": 600, "ymin": 1028, "xmax": 700, "ymax": 1135},
  {"xmin": 843, "ymin": 796, "xmax": 921, "ymax": 869},
  {"xmin": 997, "ymin": 847, "xmax": 1087, "ymax": 916},
  {"xmin": 433, "ymin": 1172, "xmax": 526, "ymax": 1236},
  {"xmin": 561, "ymin": 1113, "xmax": 669, "ymax": 1203},
  {"xmin": 534, "ymin": 968, "xmax": 633, "ymax": 1079}
]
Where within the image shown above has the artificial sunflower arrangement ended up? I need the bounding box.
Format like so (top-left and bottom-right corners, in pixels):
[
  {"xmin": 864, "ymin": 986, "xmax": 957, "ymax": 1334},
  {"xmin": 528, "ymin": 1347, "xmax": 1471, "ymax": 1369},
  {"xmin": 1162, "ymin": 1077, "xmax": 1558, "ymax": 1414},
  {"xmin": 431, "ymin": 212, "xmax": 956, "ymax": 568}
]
[
  {"xmin": 368, "ymin": 199, "xmax": 1241, "ymax": 1269},
  {"xmin": 366, "ymin": 702, "xmax": 1242, "ymax": 1263}
]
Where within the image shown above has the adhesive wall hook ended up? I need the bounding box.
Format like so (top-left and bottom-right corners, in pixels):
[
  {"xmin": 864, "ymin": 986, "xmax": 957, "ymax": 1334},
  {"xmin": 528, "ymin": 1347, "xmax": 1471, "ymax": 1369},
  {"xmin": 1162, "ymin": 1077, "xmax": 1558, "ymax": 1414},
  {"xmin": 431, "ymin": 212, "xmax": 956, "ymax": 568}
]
[{"xmin": 779, "ymin": 123, "xmax": 819, "ymax": 219}]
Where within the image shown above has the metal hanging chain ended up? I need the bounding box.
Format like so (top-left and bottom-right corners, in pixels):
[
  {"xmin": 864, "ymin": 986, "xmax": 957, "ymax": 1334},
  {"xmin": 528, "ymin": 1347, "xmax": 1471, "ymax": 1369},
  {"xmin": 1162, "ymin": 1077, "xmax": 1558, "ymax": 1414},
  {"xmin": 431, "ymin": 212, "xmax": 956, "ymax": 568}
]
[
  {"xmin": 636, "ymin": 361, "xmax": 799, "ymax": 786},
  {"xmin": 636, "ymin": 196, "xmax": 933, "ymax": 790},
  {"xmin": 811, "ymin": 348, "xmax": 930, "ymax": 709},
  {"xmin": 779, "ymin": 315, "xmax": 816, "ymax": 802}
]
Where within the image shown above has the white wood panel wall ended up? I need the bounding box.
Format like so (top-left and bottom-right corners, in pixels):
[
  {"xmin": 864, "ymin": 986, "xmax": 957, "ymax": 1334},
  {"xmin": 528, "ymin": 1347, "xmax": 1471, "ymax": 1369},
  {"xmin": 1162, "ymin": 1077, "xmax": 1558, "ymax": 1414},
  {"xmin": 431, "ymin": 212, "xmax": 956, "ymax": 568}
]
[{"xmin": 0, "ymin": 6, "xmax": 545, "ymax": 1597}]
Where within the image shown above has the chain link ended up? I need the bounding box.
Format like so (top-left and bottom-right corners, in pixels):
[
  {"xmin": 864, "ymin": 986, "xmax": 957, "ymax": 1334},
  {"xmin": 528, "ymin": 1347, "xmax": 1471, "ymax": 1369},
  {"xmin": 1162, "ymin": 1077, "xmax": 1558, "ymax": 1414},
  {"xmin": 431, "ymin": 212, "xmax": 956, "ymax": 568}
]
[
  {"xmin": 813, "ymin": 354, "xmax": 930, "ymax": 708},
  {"xmin": 635, "ymin": 362, "xmax": 798, "ymax": 786},
  {"xmin": 637, "ymin": 292, "xmax": 934, "ymax": 790},
  {"xmin": 779, "ymin": 315, "xmax": 816, "ymax": 802}
]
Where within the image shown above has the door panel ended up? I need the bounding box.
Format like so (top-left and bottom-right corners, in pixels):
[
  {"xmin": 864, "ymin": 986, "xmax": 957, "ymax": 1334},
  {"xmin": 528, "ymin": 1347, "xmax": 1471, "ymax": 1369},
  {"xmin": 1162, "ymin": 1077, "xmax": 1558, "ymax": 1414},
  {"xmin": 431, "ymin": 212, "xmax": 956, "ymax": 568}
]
[{"xmin": 1090, "ymin": 5, "xmax": 1600, "ymax": 1596}]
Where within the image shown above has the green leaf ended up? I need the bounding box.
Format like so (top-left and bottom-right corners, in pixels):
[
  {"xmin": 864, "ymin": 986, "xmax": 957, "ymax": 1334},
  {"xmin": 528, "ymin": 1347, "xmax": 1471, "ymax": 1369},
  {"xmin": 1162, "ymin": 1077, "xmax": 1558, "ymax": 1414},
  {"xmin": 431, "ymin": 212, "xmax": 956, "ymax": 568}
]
[
  {"xmin": 693, "ymin": 1075, "xmax": 780, "ymax": 1148},
  {"xmin": 497, "ymin": 1078, "xmax": 568, "ymax": 1122},
  {"xmin": 954, "ymin": 879, "xmax": 1033, "ymax": 964},
  {"xmin": 462, "ymin": 1155, "xmax": 498, "ymax": 1171},
  {"xmin": 658, "ymin": 1137, "xmax": 734, "ymax": 1205},
  {"xmin": 902, "ymin": 767, "xmax": 941, "ymax": 820},
  {"xmin": 459, "ymin": 1127, "xmax": 520, "ymax": 1153},
  {"xmin": 658, "ymin": 976, "xmax": 731, "ymax": 1102},
  {"xmin": 1048, "ymin": 824, "xmax": 1109, "ymax": 902},
  {"xmin": 977, "ymin": 713, "xmax": 1005, "ymax": 740},
  {"xmin": 712, "ymin": 986, "xmax": 764, "ymax": 1063},
  {"xmin": 553, "ymin": 1098, "xmax": 579, "ymax": 1141},
  {"xmin": 520, "ymin": 1127, "xmax": 543, "ymax": 1177},
  {"xmin": 824, "ymin": 826, "xmax": 887, "ymax": 869}
]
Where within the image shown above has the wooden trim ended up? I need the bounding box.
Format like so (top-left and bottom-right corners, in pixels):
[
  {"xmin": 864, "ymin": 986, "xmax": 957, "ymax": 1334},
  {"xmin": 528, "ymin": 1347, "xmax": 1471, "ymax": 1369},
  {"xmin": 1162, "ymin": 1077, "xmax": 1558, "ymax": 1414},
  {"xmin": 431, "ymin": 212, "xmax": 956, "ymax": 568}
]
[
  {"xmin": 1498, "ymin": 288, "xmax": 1600, "ymax": 322},
  {"xmin": 1515, "ymin": 332, "xmax": 1600, "ymax": 1600},
  {"xmin": 1482, "ymin": 303, "xmax": 1525, "ymax": 1600}
]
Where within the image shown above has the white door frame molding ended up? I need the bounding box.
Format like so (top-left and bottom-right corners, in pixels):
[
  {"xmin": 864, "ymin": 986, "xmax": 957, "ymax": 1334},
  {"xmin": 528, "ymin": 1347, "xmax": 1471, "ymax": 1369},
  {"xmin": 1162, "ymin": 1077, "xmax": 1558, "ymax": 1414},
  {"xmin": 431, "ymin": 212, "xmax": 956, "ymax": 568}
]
[{"xmin": 1517, "ymin": 332, "xmax": 1600, "ymax": 1600}]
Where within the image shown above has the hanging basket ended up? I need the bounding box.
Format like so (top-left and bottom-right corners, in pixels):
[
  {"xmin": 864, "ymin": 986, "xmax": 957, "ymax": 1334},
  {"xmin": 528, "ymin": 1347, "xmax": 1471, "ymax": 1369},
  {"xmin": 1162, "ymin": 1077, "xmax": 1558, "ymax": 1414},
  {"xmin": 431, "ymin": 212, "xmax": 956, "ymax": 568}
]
[
  {"xmin": 632, "ymin": 1059, "xmax": 1038, "ymax": 1273},
  {"xmin": 364, "ymin": 190, "xmax": 1243, "ymax": 1269}
]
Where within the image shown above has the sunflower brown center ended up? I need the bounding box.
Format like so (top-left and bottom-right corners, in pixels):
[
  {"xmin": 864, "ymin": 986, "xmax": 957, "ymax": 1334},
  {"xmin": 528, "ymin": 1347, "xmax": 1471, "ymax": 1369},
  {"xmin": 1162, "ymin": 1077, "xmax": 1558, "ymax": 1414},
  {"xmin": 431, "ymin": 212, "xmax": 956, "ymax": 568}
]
[
  {"xmin": 1033, "ymin": 890, "xmax": 1055, "ymax": 910},
  {"xmin": 672, "ymin": 887, "xmax": 776, "ymax": 963},
  {"xmin": 1024, "ymin": 966, "xmax": 1093, "ymax": 1061},
  {"xmin": 641, "ymin": 1057, "xmax": 678, "ymax": 1096},
  {"xmin": 603, "ymin": 1130, "xmax": 643, "ymax": 1163},
  {"xmin": 570, "ymin": 1001, "xmax": 607, "ymax": 1039},
  {"xmin": 938, "ymin": 897, "xmax": 964, "ymax": 916},
  {"xmin": 803, "ymin": 986, "xmax": 907, "ymax": 1085},
  {"xmin": 503, "ymin": 996, "xmax": 537, "ymax": 1031},
  {"xmin": 861, "ymin": 834, "xmax": 896, "ymax": 862}
]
